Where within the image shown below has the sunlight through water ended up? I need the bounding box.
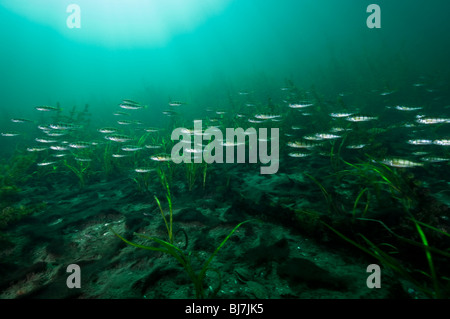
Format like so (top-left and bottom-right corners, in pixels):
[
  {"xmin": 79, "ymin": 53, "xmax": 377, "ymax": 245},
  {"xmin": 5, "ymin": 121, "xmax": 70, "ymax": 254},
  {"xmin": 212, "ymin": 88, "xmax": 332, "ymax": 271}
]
[{"xmin": 0, "ymin": 0, "xmax": 232, "ymax": 47}]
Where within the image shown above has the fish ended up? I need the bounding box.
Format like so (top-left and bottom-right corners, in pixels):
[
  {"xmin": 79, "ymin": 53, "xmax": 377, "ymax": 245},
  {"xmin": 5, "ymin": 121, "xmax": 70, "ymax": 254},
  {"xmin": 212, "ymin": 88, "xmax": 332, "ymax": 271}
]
[
  {"xmin": 303, "ymin": 134, "xmax": 324, "ymax": 141},
  {"xmin": 69, "ymin": 142, "xmax": 91, "ymax": 149},
  {"xmin": 119, "ymin": 100, "xmax": 147, "ymax": 110},
  {"xmin": 346, "ymin": 144, "xmax": 367, "ymax": 149},
  {"xmin": 288, "ymin": 140, "xmax": 317, "ymax": 147},
  {"xmin": 48, "ymin": 218, "xmax": 64, "ymax": 226},
  {"xmin": 314, "ymin": 133, "xmax": 341, "ymax": 140},
  {"xmin": 420, "ymin": 156, "xmax": 449, "ymax": 163},
  {"xmin": 407, "ymin": 139, "xmax": 433, "ymax": 145},
  {"xmin": 52, "ymin": 153, "xmax": 68, "ymax": 158},
  {"xmin": 11, "ymin": 118, "xmax": 32, "ymax": 123},
  {"xmin": 346, "ymin": 115, "xmax": 378, "ymax": 122},
  {"xmin": 329, "ymin": 112, "xmax": 353, "ymax": 118},
  {"xmin": 401, "ymin": 123, "xmax": 418, "ymax": 128},
  {"xmin": 121, "ymin": 145, "xmax": 143, "ymax": 152},
  {"xmin": 49, "ymin": 123, "xmax": 80, "ymax": 130},
  {"xmin": 112, "ymin": 154, "xmax": 129, "ymax": 158},
  {"xmin": 394, "ymin": 105, "xmax": 423, "ymax": 111},
  {"xmin": 221, "ymin": 141, "xmax": 246, "ymax": 147},
  {"xmin": 380, "ymin": 158, "xmax": 424, "ymax": 168},
  {"xmin": 37, "ymin": 161, "xmax": 57, "ymax": 166},
  {"xmin": 180, "ymin": 128, "xmax": 195, "ymax": 135},
  {"xmin": 330, "ymin": 127, "xmax": 351, "ymax": 133},
  {"xmin": 288, "ymin": 103, "xmax": 313, "ymax": 109},
  {"xmin": 27, "ymin": 147, "xmax": 47, "ymax": 152},
  {"xmin": 1, "ymin": 131, "xmax": 20, "ymax": 137},
  {"xmin": 50, "ymin": 145, "xmax": 69, "ymax": 151},
  {"xmin": 117, "ymin": 120, "xmax": 142, "ymax": 125},
  {"xmin": 168, "ymin": 101, "xmax": 186, "ymax": 107},
  {"xmin": 254, "ymin": 114, "xmax": 282, "ymax": 120},
  {"xmin": 416, "ymin": 117, "xmax": 450, "ymax": 125},
  {"xmin": 150, "ymin": 154, "xmax": 172, "ymax": 162},
  {"xmin": 105, "ymin": 134, "xmax": 132, "ymax": 143},
  {"xmin": 44, "ymin": 131, "xmax": 67, "ymax": 137},
  {"xmin": 113, "ymin": 111, "xmax": 130, "ymax": 116},
  {"xmin": 288, "ymin": 152, "xmax": 310, "ymax": 158},
  {"xmin": 37, "ymin": 125, "xmax": 52, "ymax": 131},
  {"xmin": 74, "ymin": 157, "xmax": 92, "ymax": 162},
  {"xmin": 185, "ymin": 148, "xmax": 203, "ymax": 154},
  {"xmin": 145, "ymin": 144, "xmax": 163, "ymax": 149},
  {"xmin": 380, "ymin": 90, "xmax": 396, "ymax": 96},
  {"xmin": 35, "ymin": 138, "xmax": 57, "ymax": 143},
  {"xmin": 144, "ymin": 127, "xmax": 161, "ymax": 133},
  {"xmin": 98, "ymin": 127, "xmax": 118, "ymax": 134},
  {"xmin": 193, "ymin": 130, "xmax": 210, "ymax": 137},
  {"xmin": 119, "ymin": 103, "xmax": 145, "ymax": 110},
  {"xmin": 122, "ymin": 99, "xmax": 139, "ymax": 104},
  {"xmin": 248, "ymin": 119, "xmax": 265, "ymax": 124},
  {"xmin": 35, "ymin": 105, "xmax": 61, "ymax": 112},
  {"xmin": 162, "ymin": 110, "xmax": 177, "ymax": 117},
  {"xmin": 135, "ymin": 167, "xmax": 155, "ymax": 173},
  {"xmin": 433, "ymin": 139, "xmax": 450, "ymax": 146}
]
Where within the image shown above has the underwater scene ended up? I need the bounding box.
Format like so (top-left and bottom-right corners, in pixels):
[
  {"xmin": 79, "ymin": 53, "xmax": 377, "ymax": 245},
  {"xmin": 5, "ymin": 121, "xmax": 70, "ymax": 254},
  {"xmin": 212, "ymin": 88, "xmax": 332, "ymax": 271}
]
[{"xmin": 0, "ymin": 0, "xmax": 449, "ymax": 300}]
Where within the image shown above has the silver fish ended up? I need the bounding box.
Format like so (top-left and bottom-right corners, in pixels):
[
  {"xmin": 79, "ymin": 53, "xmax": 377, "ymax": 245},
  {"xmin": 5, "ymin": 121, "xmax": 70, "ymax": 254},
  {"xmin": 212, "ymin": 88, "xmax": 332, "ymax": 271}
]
[
  {"xmin": 381, "ymin": 158, "xmax": 423, "ymax": 168},
  {"xmin": 35, "ymin": 105, "xmax": 60, "ymax": 112},
  {"xmin": 135, "ymin": 167, "xmax": 155, "ymax": 173},
  {"xmin": 1, "ymin": 131, "xmax": 20, "ymax": 137},
  {"xmin": 346, "ymin": 115, "xmax": 378, "ymax": 122},
  {"xmin": 105, "ymin": 134, "xmax": 132, "ymax": 143},
  {"xmin": 407, "ymin": 139, "xmax": 433, "ymax": 145}
]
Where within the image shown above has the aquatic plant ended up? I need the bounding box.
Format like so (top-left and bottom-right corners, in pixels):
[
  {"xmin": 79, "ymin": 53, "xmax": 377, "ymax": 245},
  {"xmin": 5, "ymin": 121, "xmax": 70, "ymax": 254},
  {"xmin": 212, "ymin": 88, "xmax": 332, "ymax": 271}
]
[
  {"xmin": 112, "ymin": 220, "xmax": 251, "ymax": 299},
  {"xmin": 119, "ymin": 158, "xmax": 252, "ymax": 298},
  {"xmin": 101, "ymin": 141, "xmax": 114, "ymax": 178},
  {"xmin": 154, "ymin": 194, "xmax": 174, "ymax": 244},
  {"xmin": 137, "ymin": 131, "xmax": 151, "ymax": 147},
  {"xmin": 154, "ymin": 166, "xmax": 177, "ymax": 244},
  {"xmin": 329, "ymin": 134, "xmax": 348, "ymax": 172},
  {"xmin": 336, "ymin": 158, "xmax": 416, "ymax": 215},
  {"xmin": 131, "ymin": 170, "xmax": 154, "ymax": 193},
  {"xmin": 63, "ymin": 159, "xmax": 90, "ymax": 188},
  {"xmin": 185, "ymin": 162, "xmax": 198, "ymax": 191},
  {"xmin": 291, "ymin": 208, "xmax": 324, "ymax": 237},
  {"xmin": 185, "ymin": 162, "xmax": 208, "ymax": 191},
  {"xmin": 323, "ymin": 217, "xmax": 450, "ymax": 298},
  {"xmin": 304, "ymin": 173, "xmax": 344, "ymax": 216},
  {"xmin": 0, "ymin": 203, "xmax": 46, "ymax": 230},
  {"xmin": 1, "ymin": 152, "xmax": 37, "ymax": 186},
  {"xmin": 0, "ymin": 185, "xmax": 21, "ymax": 205},
  {"xmin": 301, "ymin": 154, "xmax": 450, "ymax": 298},
  {"xmin": 154, "ymin": 157, "xmax": 175, "ymax": 190},
  {"xmin": 202, "ymin": 162, "xmax": 208, "ymax": 189},
  {"xmin": 352, "ymin": 187, "xmax": 370, "ymax": 219}
]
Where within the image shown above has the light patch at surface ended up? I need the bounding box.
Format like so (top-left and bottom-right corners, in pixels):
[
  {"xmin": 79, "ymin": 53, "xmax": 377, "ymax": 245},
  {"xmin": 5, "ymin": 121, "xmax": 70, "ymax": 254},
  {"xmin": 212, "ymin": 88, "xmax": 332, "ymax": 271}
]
[{"xmin": 0, "ymin": 0, "xmax": 232, "ymax": 47}]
